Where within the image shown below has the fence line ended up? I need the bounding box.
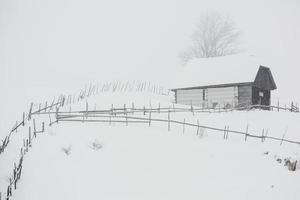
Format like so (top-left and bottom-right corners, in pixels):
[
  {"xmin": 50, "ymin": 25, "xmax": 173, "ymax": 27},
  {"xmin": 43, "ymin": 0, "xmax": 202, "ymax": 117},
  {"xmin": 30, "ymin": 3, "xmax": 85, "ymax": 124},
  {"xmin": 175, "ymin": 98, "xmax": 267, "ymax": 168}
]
[
  {"xmin": 28, "ymin": 103, "xmax": 300, "ymax": 119},
  {"xmin": 0, "ymin": 82, "xmax": 112, "ymax": 198},
  {"xmin": 1, "ymin": 81, "xmax": 300, "ymax": 198},
  {"xmin": 1, "ymin": 119, "xmax": 46, "ymax": 200},
  {"xmin": 2, "ymin": 98, "xmax": 298, "ymax": 157},
  {"xmin": 0, "ymin": 87, "xmax": 84, "ymax": 156},
  {"xmin": 0, "ymin": 81, "xmax": 168, "ymax": 198},
  {"xmin": 54, "ymin": 107, "xmax": 300, "ymax": 146}
]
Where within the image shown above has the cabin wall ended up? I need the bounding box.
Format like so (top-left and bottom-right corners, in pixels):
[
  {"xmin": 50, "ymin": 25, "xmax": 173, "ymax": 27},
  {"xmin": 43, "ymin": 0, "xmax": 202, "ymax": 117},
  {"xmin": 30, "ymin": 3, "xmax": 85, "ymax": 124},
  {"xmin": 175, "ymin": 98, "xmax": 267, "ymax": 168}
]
[
  {"xmin": 176, "ymin": 86, "xmax": 256, "ymax": 109},
  {"xmin": 176, "ymin": 89, "xmax": 205, "ymax": 107},
  {"xmin": 206, "ymin": 86, "xmax": 238, "ymax": 108},
  {"xmin": 238, "ymin": 85, "xmax": 252, "ymax": 107}
]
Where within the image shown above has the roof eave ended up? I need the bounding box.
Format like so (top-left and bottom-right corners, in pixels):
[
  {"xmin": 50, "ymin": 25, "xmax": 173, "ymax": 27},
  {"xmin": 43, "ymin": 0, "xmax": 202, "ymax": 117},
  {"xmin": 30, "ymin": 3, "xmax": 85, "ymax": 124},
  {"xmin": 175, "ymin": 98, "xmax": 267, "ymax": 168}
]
[{"xmin": 171, "ymin": 82, "xmax": 254, "ymax": 91}]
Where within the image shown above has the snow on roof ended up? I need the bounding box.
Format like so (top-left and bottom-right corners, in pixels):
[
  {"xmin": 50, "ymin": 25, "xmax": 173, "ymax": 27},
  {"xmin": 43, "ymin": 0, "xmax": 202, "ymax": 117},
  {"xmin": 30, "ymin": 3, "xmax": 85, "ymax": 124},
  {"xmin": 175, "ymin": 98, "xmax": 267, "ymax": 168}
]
[{"xmin": 171, "ymin": 54, "xmax": 266, "ymax": 89}]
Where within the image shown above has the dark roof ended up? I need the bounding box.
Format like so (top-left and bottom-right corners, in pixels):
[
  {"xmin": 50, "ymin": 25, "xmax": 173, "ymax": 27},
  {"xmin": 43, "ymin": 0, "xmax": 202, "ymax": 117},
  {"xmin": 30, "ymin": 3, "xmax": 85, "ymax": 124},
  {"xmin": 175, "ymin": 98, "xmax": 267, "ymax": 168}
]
[
  {"xmin": 171, "ymin": 82, "xmax": 253, "ymax": 91},
  {"xmin": 253, "ymin": 66, "xmax": 277, "ymax": 90}
]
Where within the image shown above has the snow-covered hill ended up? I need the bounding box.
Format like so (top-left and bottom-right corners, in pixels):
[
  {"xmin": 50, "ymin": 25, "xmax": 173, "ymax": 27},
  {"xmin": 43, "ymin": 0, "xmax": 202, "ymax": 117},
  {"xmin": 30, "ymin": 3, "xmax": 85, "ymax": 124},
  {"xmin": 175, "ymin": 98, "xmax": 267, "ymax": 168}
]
[{"xmin": 1, "ymin": 86, "xmax": 300, "ymax": 200}]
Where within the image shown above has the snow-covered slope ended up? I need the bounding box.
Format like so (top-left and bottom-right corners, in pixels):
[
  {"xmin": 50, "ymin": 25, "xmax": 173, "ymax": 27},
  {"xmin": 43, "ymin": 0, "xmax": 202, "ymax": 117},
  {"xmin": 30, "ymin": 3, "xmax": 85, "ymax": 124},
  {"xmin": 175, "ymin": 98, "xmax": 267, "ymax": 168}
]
[
  {"xmin": 10, "ymin": 123, "xmax": 300, "ymax": 200},
  {"xmin": 1, "ymin": 88, "xmax": 300, "ymax": 200}
]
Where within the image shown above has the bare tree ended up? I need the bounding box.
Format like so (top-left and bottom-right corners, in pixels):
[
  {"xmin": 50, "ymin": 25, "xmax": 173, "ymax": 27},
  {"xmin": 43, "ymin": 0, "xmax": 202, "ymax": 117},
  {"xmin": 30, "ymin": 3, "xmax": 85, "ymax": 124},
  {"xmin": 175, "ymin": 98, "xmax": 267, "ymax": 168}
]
[{"xmin": 180, "ymin": 12, "xmax": 242, "ymax": 64}]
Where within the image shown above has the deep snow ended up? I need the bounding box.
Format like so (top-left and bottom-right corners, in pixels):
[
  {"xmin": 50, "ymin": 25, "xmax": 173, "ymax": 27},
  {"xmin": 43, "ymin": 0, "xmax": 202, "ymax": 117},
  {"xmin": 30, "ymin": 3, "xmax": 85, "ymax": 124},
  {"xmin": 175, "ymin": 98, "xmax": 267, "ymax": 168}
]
[{"xmin": 1, "ymin": 88, "xmax": 300, "ymax": 200}]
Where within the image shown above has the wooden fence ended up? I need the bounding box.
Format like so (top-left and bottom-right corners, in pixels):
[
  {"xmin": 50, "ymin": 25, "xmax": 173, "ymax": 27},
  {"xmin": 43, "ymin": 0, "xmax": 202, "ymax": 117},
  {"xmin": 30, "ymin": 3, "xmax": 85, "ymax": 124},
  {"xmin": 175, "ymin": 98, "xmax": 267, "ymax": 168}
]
[
  {"xmin": 0, "ymin": 119, "xmax": 45, "ymax": 200},
  {"xmin": 0, "ymin": 81, "xmax": 169, "ymax": 199},
  {"xmin": 0, "ymin": 84, "xmax": 105, "ymax": 199},
  {"xmin": 2, "ymin": 98, "xmax": 299, "ymax": 157},
  {"xmin": 1, "ymin": 82, "xmax": 299, "ymax": 199},
  {"xmin": 0, "ymin": 95, "xmax": 67, "ymax": 199},
  {"xmin": 48, "ymin": 104, "xmax": 300, "ymax": 146}
]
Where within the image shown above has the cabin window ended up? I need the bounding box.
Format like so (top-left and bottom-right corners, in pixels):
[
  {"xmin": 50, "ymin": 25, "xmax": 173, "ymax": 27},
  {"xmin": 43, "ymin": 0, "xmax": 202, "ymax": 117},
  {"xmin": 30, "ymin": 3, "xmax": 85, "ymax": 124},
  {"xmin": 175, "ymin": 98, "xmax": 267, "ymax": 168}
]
[{"xmin": 259, "ymin": 91, "xmax": 264, "ymax": 97}]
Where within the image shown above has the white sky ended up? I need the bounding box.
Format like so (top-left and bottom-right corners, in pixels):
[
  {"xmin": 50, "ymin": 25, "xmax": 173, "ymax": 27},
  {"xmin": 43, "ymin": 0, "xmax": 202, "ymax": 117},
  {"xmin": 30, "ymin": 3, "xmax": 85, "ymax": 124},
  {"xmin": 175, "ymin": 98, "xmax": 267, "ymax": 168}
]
[{"xmin": 0, "ymin": 0, "xmax": 300, "ymax": 100}]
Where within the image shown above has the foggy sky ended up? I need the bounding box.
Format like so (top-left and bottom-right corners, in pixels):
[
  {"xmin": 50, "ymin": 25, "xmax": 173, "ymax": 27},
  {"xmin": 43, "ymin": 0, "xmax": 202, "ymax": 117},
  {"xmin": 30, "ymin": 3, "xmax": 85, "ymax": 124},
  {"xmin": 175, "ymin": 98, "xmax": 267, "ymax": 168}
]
[{"xmin": 0, "ymin": 0, "xmax": 300, "ymax": 100}]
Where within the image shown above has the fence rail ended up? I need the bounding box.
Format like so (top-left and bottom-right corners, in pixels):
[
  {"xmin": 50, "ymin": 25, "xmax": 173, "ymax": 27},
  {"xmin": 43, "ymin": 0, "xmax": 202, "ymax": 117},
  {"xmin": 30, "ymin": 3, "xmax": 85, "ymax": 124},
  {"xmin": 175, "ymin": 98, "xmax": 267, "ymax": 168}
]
[
  {"xmin": 1, "ymin": 81, "xmax": 300, "ymax": 199},
  {"xmin": 54, "ymin": 107, "xmax": 300, "ymax": 146}
]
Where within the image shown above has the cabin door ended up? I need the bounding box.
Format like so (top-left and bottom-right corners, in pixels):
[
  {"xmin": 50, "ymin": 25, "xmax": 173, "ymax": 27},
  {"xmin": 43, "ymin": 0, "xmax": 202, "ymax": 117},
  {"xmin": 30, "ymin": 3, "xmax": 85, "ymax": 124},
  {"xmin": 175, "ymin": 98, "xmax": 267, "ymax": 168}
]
[{"xmin": 252, "ymin": 87, "xmax": 270, "ymax": 106}]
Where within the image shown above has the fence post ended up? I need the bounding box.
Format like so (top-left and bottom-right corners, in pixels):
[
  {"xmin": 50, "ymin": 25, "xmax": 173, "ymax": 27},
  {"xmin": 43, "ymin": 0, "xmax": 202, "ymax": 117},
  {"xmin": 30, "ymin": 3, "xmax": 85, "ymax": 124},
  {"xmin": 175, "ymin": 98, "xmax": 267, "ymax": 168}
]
[
  {"xmin": 110, "ymin": 103, "xmax": 113, "ymax": 115},
  {"xmin": 45, "ymin": 101, "xmax": 48, "ymax": 112},
  {"xmin": 132, "ymin": 102, "xmax": 135, "ymax": 115},
  {"xmin": 55, "ymin": 106, "xmax": 59, "ymax": 124},
  {"xmin": 22, "ymin": 112, "xmax": 25, "ymax": 126},
  {"xmin": 285, "ymin": 104, "xmax": 287, "ymax": 111},
  {"xmin": 42, "ymin": 122, "xmax": 45, "ymax": 133},
  {"xmin": 29, "ymin": 128, "xmax": 32, "ymax": 147},
  {"xmin": 197, "ymin": 119, "xmax": 200, "ymax": 135},
  {"xmin": 33, "ymin": 119, "xmax": 36, "ymax": 136},
  {"xmin": 245, "ymin": 124, "xmax": 249, "ymax": 141},
  {"xmin": 265, "ymin": 128, "xmax": 269, "ymax": 141},
  {"xmin": 86, "ymin": 102, "xmax": 89, "ymax": 119},
  {"xmin": 280, "ymin": 127, "xmax": 288, "ymax": 146},
  {"xmin": 183, "ymin": 118, "xmax": 185, "ymax": 134},
  {"xmin": 48, "ymin": 114, "xmax": 52, "ymax": 126},
  {"xmin": 190, "ymin": 101, "xmax": 194, "ymax": 115},
  {"xmin": 168, "ymin": 110, "xmax": 170, "ymax": 131},
  {"xmin": 28, "ymin": 103, "xmax": 33, "ymax": 120},
  {"xmin": 15, "ymin": 121, "xmax": 18, "ymax": 133},
  {"xmin": 38, "ymin": 103, "xmax": 41, "ymax": 114},
  {"xmin": 226, "ymin": 126, "xmax": 229, "ymax": 139},
  {"xmin": 158, "ymin": 103, "xmax": 160, "ymax": 114},
  {"xmin": 261, "ymin": 128, "xmax": 265, "ymax": 143},
  {"xmin": 26, "ymin": 139, "xmax": 28, "ymax": 152},
  {"xmin": 149, "ymin": 111, "xmax": 152, "ymax": 127}
]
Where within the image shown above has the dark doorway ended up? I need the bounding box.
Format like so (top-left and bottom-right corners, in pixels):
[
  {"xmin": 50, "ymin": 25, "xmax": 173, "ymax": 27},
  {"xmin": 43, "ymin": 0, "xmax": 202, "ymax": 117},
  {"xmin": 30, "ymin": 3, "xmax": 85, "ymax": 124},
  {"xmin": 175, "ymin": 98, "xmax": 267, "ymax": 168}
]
[{"xmin": 252, "ymin": 87, "xmax": 270, "ymax": 108}]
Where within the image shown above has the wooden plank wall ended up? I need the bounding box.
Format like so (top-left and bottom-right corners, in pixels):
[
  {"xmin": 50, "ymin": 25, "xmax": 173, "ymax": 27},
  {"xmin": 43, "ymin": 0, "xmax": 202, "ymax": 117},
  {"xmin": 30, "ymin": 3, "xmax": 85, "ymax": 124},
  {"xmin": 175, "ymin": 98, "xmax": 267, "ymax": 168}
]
[
  {"xmin": 177, "ymin": 89, "xmax": 205, "ymax": 106},
  {"xmin": 206, "ymin": 86, "xmax": 238, "ymax": 108},
  {"xmin": 176, "ymin": 86, "xmax": 239, "ymax": 108},
  {"xmin": 238, "ymin": 85, "xmax": 252, "ymax": 106}
]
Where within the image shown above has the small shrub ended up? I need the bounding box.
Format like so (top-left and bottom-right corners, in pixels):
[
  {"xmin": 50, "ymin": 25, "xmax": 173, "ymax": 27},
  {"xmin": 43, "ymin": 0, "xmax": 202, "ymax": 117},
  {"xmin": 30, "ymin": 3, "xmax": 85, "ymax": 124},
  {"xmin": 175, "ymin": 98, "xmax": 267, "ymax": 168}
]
[
  {"xmin": 89, "ymin": 140, "xmax": 103, "ymax": 151},
  {"xmin": 61, "ymin": 145, "xmax": 72, "ymax": 155},
  {"xmin": 285, "ymin": 159, "xmax": 298, "ymax": 171}
]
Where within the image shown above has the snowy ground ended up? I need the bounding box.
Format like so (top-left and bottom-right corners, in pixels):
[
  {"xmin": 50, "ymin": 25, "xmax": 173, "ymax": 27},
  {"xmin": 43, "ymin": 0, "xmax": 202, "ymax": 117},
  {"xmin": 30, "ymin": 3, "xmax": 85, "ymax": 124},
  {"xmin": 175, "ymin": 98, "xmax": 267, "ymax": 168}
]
[
  {"xmin": 10, "ymin": 123, "xmax": 300, "ymax": 200},
  {"xmin": 1, "ymin": 86, "xmax": 300, "ymax": 200}
]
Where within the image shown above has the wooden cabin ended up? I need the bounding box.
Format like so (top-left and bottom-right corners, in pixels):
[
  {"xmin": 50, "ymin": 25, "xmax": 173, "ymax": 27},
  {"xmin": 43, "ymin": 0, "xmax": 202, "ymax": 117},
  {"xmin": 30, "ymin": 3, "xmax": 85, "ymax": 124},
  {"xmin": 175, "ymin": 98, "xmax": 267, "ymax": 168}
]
[{"xmin": 171, "ymin": 66, "xmax": 277, "ymax": 109}]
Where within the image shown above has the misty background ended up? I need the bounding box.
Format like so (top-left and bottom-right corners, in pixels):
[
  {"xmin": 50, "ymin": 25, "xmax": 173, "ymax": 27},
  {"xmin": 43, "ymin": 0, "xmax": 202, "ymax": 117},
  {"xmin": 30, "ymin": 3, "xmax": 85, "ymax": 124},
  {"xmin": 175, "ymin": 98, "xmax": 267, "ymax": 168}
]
[{"xmin": 0, "ymin": 0, "xmax": 300, "ymax": 110}]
